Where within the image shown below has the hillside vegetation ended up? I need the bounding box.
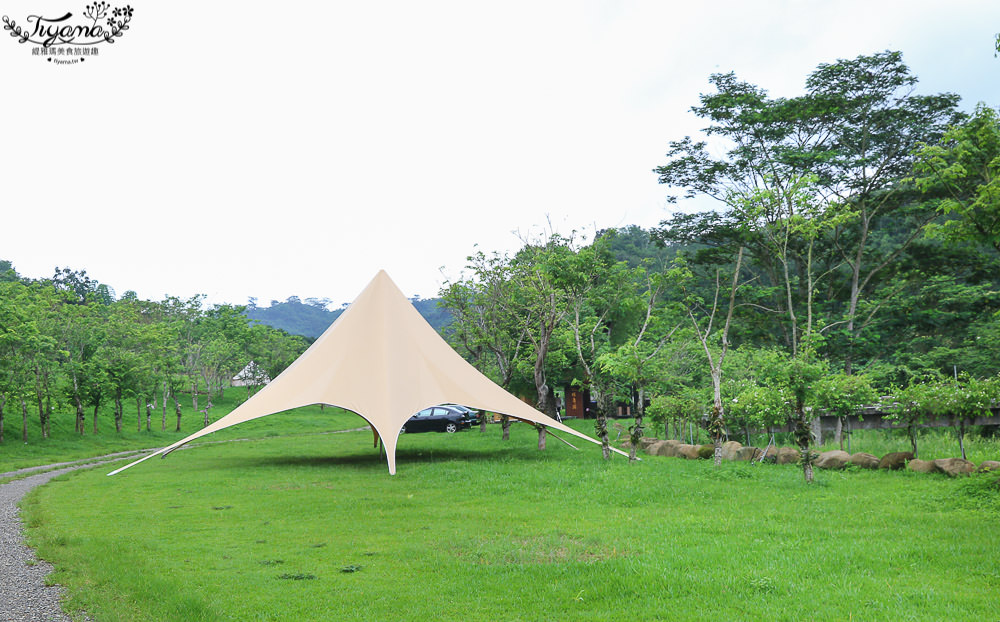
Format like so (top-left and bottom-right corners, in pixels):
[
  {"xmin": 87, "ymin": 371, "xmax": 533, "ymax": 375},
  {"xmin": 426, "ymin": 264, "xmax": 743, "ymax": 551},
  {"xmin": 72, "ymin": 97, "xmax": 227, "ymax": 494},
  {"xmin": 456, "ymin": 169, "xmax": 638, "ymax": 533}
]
[{"xmin": 246, "ymin": 296, "xmax": 452, "ymax": 338}]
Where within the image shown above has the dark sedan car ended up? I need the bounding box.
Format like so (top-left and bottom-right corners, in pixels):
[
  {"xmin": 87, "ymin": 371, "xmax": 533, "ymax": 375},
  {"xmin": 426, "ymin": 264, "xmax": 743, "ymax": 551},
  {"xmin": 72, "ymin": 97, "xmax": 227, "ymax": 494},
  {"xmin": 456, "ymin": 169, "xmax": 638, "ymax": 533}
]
[{"xmin": 401, "ymin": 405, "xmax": 475, "ymax": 433}]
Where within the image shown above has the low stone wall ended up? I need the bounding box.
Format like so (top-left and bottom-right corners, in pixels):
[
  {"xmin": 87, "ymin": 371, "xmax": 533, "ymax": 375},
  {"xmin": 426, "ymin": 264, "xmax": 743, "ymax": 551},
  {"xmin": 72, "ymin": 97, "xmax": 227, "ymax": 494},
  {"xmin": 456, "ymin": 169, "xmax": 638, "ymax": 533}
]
[{"xmin": 623, "ymin": 437, "xmax": 1000, "ymax": 477}]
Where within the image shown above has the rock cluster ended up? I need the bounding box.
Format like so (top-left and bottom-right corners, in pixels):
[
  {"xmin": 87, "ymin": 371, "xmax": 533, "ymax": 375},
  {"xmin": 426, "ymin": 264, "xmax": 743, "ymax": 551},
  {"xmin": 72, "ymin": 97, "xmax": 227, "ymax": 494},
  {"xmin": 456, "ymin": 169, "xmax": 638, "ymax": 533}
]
[{"xmin": 623, "ymin": 438, "xmax": 997, "ymax": 477}]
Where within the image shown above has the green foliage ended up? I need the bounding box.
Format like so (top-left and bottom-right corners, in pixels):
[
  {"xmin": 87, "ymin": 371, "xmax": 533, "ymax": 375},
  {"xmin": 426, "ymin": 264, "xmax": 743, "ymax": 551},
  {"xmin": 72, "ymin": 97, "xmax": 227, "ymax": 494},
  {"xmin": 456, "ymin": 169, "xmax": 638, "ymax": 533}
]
[
  {"xmin": 813, "ymin": 372, "xmax": 878, "ymax": 419},
  {"xmin": 647, "ymin": 390, "xmax": 704, "ymax": 429},
  {"xmin": 728, "ymin": 382, "xmax": 789, "ymax": 430},
  {"xmin": 953, "ymin": 472, "xmax": 1000, "ymax": 512},
  {"xmin": 914, "ymin": 104, "xmax": 1000, "ymax": 252},
  {"xmin": 245, "ymin": 296, "xmax": 336, "ymax": 338}
]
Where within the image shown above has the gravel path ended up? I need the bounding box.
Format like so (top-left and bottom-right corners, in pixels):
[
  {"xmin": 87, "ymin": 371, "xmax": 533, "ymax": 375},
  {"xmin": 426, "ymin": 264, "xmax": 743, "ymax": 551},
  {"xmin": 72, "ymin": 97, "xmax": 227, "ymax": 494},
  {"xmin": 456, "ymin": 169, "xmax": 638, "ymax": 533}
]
[{"xmin": 0, "ymin": 453, "xmax": 152, "ymax": 622}]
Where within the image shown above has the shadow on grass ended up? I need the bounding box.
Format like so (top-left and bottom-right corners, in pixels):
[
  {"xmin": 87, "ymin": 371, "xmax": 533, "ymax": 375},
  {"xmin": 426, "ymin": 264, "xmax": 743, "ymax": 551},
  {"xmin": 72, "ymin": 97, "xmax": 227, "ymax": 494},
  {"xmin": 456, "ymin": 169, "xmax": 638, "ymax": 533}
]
[{"xmin": 200, "ymin": 446, "xmax": 544, "ymax": 472}]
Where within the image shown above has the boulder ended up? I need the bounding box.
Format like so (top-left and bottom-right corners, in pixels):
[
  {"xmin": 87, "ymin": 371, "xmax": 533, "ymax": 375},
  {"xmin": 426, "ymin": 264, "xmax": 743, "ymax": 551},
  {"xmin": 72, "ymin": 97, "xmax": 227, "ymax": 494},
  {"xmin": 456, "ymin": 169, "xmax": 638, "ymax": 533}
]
[
  {"xmin": 849, "ymin": 452, "xmax": 880, "ymax": 469},
  {"xmin": 775, "ymin": 447, "xmax": 800, "ymax": 465},
  {"xmin": 654, "ymin": 439, "xmax": 683, "ymax": 458},
  {"xmin": 646, "ymin": 440, "xmax": 668, "ymax": 456},
  {"xmin": 678, "ymin": 444, "xmax": 701, "ymax": 459},
  {"xmin": 775, "ymin": 447, "xmax": 801, "ymax": 465},
  {"xmin": 878, "ymin": 452, "xmax": 914, "ymax": 470},
  {"xmin": 638, "ymin": 437, "xmax": 659, "ymax": 450},
  {"xmin": 720, "ymin": 440, "xmax": 743, "ymax": 461},
  {"xmin": 933, "ymin": 458, "xmax": 976, "ymax": 477},
  {"xmin": 907, "ymin": 459, "xmax": 936, "ymax": 473},
  {"xmin": 736, "ymin": 446, "xmax": 764, "ymax": 461},
  {"xmin": 760, "ymin": 446, "xmax": 778, "ymax": 463},
  {"xmin": 698, "ymin": 444, "xmax": 715, "ymax": 459},
  {"xmin": 815, "ymin": 450, "xmax": 851, "ymax": 469},
  {"xmin": 977, "ymin": 460, "xmax": 1000, "ymax": 473}
]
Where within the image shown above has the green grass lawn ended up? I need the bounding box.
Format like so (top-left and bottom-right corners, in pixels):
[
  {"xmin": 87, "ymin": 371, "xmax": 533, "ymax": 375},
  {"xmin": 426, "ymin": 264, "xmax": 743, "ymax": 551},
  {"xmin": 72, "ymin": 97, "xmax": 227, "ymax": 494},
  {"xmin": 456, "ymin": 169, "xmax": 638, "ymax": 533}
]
[
  {"xmin": 22, "ymin": 420, "xmax": 1000, "ymax": 622},
  {"xmin": 0, "ymin": 388, "xmax": 365, "ymax": 474}
]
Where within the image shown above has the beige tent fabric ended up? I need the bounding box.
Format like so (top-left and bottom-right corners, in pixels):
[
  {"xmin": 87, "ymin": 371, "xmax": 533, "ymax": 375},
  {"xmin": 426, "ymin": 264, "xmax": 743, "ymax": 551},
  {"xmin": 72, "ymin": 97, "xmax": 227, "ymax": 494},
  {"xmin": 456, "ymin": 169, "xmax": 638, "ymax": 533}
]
[{"xmin": 109, "ymin": 270, "xmax": 627, "ymax": 476}]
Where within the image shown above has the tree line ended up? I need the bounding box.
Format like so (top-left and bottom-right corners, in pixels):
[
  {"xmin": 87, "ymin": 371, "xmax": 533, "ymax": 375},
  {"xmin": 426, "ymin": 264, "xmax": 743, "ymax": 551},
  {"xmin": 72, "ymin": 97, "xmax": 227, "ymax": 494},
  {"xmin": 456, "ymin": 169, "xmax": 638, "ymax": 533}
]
[
  {"xmin": 0, "ymin": 263, "xmax": 309, "ymax": 443},
  {"xmin": 439, "ymin": 51, "xmax": 1000, "ymax": 482}
]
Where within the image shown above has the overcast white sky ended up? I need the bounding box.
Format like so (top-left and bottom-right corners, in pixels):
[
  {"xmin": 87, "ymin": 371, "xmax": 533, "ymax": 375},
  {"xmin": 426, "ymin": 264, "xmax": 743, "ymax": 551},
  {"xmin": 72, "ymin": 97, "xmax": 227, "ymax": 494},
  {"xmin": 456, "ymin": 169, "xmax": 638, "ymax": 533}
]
[{"xmin": 2, "ymin": 1, "xmax": 998, "ymax": 308}]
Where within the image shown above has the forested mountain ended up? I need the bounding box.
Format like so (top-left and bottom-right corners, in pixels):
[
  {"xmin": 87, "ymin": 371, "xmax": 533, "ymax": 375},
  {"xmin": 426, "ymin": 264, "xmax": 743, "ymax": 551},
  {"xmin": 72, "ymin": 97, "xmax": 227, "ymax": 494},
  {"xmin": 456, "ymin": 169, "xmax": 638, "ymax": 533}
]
[{"xmin": 245, "ymin": 296, "xmax": 453, "ymax": 338}]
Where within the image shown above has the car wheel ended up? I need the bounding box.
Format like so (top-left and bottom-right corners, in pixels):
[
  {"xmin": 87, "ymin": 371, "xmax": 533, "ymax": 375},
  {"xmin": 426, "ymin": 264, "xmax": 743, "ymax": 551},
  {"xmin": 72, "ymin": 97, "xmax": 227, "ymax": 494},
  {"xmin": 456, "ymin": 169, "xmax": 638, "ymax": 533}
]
[
  {"xmin": 445, "ymin": 422, "xmax": 458, "ymax": 433},
  {"xmin": 400, "ymin": 426, "xmax": 407, "ymax": 434}
]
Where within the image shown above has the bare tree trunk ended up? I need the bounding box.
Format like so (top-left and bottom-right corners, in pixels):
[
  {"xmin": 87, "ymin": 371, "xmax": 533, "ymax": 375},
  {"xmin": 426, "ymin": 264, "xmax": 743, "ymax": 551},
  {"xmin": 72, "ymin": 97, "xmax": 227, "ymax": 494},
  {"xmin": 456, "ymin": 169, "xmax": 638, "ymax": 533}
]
[
  {"xmin": 958, "ymin": 420, "xmax": 966, "ymax": 460},
  {"xmin": 93, "ymin": 402, "xmax": 100, "ymax": 434},
  {"xmin": 537, "ymin": 425, "xmax": 547, "ymax": 450},
  {"xmin": 145, "ymin": 399, "xmax": 152, "ymax": 432},
  {"xmin": 501, "ymin": 415, "xmax": 510, "ymax": 441},
  {"xmin": 909, "ymin": 424, "xmax": 918, "ymax": 458},
  {"xmin": 36, "ymin": 391, "xmax": 46, "ymax": 439},
  {"xmin": 0, "ymin": 394, "xmax": 5, "ymax": 443},
  {"xmin": 191, "ymin": 381, "xmax": 198, "ymax": 411},
  {"xmin": 479, "ymin": 410, "xmax": 487, "ymax": 434},
  {"xmin": 631, "ymin": 387, "xmax": 648, "ymax": 463},
  {"xmin": 794, "ymin": 403, "xmax": 814, "ymax": 483},
  {"xmin": 843, "ymin": 214, "xmax": 868, "ymax": 377},
  {"xmin": 710, "ymin": 368, "xmax": 725, "ymax": 467},
  {"xmin": 35, "ymin": 367, "xmax": 48, "ymax": 439},
  {"xmin": 72, "ymin": 373, "xmax": 84, "ymax": 435},
  {"xmin": 628, "ymin": 416, "xmax": 642, "ymax": 462},
  {"xmin": 203, "ymin": 394, "xmax": 213, "ymax": 427},
  {"xmin": 802, "ymin": 454, "xmax": 814, "ymax": 483},
  {"xmin": 22, "ymin": 397, "xmax": 28, "ymax": 443},
  {"xmin": 114, "ymin": 388, "xmax": 122, "ymax": 433},
  {"xmin": 162, "ymin": 382, "xmax": 169, "ymax": 432},
  {"xmin": 136, "ymin": 396, "xmax": 142, "ymax": 432},
  {"xmin": 42, "ymin": 371, "xmax": 52, "ymax": 439},
  {"xmin": 628, "ymin": 388, "xmax": 644, "ymax": 463},
  {"xmin": 174, "ymin": 395, "xmax": 182, "ymax": 432},
  {"xmin": 596, "ymin": 412, "xmax": 610, "ymax": 460},
  {"xmin": 75, "ymin": 393, "xmax": 85, "ymax": 436},
  {"xmin": 597, "ymin": 389, "xmax": 616, "ymax": 459},
  {"xmin": 533, "ymin": 331, "xmax": 558, "ymax": 420}
]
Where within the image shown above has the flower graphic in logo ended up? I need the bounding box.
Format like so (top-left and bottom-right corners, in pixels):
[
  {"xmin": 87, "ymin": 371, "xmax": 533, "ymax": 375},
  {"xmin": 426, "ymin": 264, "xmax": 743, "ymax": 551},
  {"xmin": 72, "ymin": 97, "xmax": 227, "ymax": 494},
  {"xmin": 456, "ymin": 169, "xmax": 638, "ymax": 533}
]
[{"xmin": 2, "ymin": 3, "xmax": 133, "ymax": 51}]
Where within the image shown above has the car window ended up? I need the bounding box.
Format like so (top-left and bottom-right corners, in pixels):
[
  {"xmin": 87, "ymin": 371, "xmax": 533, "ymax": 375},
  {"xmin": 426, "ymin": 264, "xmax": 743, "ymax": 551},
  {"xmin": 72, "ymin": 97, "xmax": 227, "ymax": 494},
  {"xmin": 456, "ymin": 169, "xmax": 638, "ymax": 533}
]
[{"xmin": 416, "ymin": 409, "xmax": 433, "ymax": 417}]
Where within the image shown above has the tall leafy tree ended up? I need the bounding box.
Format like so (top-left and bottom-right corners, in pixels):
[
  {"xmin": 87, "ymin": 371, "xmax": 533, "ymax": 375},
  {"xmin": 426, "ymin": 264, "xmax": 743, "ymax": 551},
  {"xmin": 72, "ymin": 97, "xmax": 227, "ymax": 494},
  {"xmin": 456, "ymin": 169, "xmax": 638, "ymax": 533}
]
[
  {"xmin": 508, "ymin": 234, "xmax": 577, "ymax": 449},
  {"xmin": 598, "ymin": 261, "xmax": 682, "ymax": 462},
  {"xmin": 675, "ymin": 248, "xmax": 745, "ymax": 465},
  {"xmin": 654, "ymin": 51, "xmax": 961, "ymax": 375},
  {"xmin": 913, "ymin": 103, "xmax": 1000, "ymax": 252},
  {"xmin": 564, "ymin": 236, "xmax": 633, "ymax": 458},
  {"xmin": 440, "ymin": 250, "xmax": 530, "ymax": 439},
  {"xmin": 803, "ymin": 51, "xmax": 960, "ymax": 373},
  {"xmin": 56, "ymin": 299, "xmax": 106, "ymax": 434}
]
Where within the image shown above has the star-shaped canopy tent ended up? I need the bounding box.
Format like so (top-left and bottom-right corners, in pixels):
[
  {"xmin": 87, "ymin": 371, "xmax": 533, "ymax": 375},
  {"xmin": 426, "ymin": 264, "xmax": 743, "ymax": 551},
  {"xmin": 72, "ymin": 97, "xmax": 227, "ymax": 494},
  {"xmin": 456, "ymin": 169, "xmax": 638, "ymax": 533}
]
[{"xmin": 109, "ymin": 270, "xmax": 625, "ymax": 476}]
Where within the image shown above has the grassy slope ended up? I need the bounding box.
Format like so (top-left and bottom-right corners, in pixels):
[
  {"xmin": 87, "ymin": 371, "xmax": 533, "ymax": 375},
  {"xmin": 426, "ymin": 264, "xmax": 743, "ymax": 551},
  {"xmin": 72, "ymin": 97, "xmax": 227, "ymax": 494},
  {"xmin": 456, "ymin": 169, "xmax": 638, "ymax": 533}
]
[{"xmin": 23, "ymin": 421, "xmax": 1000, "ymax": 622}]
